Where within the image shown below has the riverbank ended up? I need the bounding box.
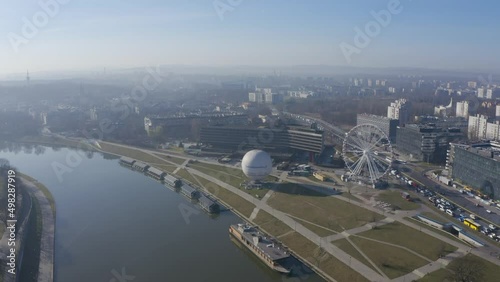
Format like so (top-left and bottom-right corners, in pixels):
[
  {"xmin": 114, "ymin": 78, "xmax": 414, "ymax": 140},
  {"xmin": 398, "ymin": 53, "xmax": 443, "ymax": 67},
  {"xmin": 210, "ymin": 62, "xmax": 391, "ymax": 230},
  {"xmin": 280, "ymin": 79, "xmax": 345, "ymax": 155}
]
[{"xmin": 19, "ymin": 176, "xmax": 55, "ymax": 282}]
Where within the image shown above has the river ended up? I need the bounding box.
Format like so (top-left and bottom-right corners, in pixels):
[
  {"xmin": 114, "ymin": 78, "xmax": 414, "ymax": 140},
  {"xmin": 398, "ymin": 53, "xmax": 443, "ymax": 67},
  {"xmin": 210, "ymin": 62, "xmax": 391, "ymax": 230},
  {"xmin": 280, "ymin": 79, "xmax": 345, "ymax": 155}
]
[{"xmin": 0, "ymin": 143, "xmax": 324, "ymax": 282}]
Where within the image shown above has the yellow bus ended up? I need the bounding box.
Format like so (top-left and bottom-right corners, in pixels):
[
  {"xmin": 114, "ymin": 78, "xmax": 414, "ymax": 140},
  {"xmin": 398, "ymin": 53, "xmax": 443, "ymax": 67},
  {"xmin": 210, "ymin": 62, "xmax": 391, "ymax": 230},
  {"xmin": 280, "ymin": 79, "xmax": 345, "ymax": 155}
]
[
  {"xmin": 463, "ymin": 218, "xmax": 481, "ymax": 231},
  {"xmin": 313, "ymin": 172, "xmax": 327, "ymax": 181}
]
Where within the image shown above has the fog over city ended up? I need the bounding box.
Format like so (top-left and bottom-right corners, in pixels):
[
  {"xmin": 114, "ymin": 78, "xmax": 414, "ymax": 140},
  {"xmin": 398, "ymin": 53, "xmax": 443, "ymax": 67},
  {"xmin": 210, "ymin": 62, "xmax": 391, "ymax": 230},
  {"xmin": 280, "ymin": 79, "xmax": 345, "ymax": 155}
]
[{"xmin": 1, "ymin": 1, "xmax": 500, "ymax": 282}]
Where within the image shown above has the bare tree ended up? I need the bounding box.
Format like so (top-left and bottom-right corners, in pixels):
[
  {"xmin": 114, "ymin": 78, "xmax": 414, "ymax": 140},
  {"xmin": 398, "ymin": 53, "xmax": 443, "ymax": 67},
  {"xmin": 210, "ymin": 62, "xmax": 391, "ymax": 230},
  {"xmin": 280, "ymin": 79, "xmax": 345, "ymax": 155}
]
[{"xmin": 448, "ymin": 256, "xmax": 485, "ymax": 282}]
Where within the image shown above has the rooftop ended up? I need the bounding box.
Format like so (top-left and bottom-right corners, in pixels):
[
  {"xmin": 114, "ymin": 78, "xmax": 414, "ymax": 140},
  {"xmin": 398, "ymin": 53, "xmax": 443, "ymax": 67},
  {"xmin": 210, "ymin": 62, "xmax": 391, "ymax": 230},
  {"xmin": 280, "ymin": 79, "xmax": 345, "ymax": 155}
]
[{"xmin": 233, "ymin": 224, "xmax": 290, "ymax": 261}]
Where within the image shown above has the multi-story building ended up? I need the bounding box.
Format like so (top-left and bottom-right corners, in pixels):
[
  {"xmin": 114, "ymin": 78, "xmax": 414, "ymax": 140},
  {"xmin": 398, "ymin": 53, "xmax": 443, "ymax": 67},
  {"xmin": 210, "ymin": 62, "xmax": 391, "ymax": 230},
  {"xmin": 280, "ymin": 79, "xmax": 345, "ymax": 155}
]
[
  {"xmin": 455, "ymin": 101, "xmax": 469, "ymax": 119},
  {"xmin": 144, "ymin": 113, "xmax": 248, "ymax": 139},
  {"xmin": 468, "ymin": 114, "xmax": 500, "ymax": 141},
  {"xmin": 90, "ymin": 107, "xmax": 98, "ymax": 121},
  {"xmin": 200, "ymin": 125, "xmax": 324, "ymax": 160},
  {"xmin": 477, "ymin": 87, "xmax": 485, "ymax": 98},
  {"xmin": 248, "ymin": 88, "xmax": 283, "ymax": 104},
  {"xmin": 468, "ymin": 81, "xmax": 477, "ymax": 89},
  {"xmin": 356, "ymin": 114, "xmax": 399, "ymax": 142},
  {"xmin": 395, "ymin": 124, "xmax": 463, "ymax": 163},
  {"xmin": 448, "ymin": 142, "xmax": 500, "ymax": 199},
  {"xmin": 496, "ymin": 104, "xmax": 500, "ymax": 120},
  {"xmin": 486, "ymin": 121, "xmax": 500, "ymax": 141},
  {"xmin": 387, "ymin": 98, "xmax": 410, "ymax": 125},
  {"xmin": 388, "ymin": 87, "xmax": 397, "ymax": 94}
]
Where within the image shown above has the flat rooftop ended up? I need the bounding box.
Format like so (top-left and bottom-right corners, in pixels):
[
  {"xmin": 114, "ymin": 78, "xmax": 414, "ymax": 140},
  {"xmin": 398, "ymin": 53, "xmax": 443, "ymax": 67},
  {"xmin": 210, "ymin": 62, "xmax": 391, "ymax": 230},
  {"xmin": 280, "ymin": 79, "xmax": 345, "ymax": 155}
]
[{"xmin": 233, "ymin": 224, "xmax": 289, "ymax": 261}]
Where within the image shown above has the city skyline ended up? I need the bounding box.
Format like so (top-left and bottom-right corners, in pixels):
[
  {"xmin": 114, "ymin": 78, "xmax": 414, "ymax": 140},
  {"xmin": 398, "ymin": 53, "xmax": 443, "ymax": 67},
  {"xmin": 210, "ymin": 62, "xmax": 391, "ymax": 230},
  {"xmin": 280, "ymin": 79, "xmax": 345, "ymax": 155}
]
[{"xmin": 1, "ymin": 0, "xmax": 500, "ymax": 75}]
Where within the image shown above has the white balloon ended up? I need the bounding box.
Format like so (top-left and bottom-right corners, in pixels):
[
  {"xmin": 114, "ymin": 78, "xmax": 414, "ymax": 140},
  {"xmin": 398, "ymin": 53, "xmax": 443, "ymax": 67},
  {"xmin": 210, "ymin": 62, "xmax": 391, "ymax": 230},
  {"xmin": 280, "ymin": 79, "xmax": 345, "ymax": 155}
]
[{"xmin": 241, "ymin": 150, "xmax": 272, "ymax": 181}]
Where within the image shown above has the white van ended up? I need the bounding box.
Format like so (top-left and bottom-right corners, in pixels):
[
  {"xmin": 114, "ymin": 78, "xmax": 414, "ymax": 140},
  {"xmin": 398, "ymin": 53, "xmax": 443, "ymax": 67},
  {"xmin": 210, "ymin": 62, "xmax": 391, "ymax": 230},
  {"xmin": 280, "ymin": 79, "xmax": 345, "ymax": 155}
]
[{"xmin": 446, "ymin": 209, "xmax": 454, "ymax": 216}]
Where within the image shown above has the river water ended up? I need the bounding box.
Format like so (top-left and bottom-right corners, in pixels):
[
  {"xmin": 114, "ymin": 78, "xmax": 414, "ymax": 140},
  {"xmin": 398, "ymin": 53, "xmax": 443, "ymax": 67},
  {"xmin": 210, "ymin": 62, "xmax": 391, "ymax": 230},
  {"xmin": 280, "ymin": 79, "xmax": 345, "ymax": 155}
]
[{"xmin": 0, "ymin": 144, "xmax": 324, "ymax": 282}]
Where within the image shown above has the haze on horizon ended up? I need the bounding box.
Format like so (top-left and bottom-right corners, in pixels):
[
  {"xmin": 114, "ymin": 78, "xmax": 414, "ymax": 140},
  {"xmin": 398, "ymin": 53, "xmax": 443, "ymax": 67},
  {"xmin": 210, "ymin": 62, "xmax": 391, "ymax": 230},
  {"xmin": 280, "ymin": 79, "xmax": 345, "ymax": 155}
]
[{"xmin": 1, "ymin": 0, "xmax": 500, "ymax": 76}]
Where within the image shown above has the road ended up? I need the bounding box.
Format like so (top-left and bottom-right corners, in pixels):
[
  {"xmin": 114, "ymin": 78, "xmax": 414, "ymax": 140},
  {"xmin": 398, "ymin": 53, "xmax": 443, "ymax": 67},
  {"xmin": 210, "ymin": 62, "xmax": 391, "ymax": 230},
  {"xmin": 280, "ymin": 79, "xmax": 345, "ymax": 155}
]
[{"xmin": 396, "ymin": 163, "xmax": 500, "ymax": 226}]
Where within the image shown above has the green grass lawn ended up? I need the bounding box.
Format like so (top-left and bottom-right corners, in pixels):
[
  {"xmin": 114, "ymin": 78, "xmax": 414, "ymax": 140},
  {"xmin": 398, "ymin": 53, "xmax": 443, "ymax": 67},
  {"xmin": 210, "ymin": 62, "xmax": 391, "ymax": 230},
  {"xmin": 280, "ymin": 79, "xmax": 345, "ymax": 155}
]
[
  {"xmin": 420, "ymin": 211, "xmax": 448, "ymax": 223},
  {"xmin": 253, "ymin": 210, "xmax": 293, "ymax": 237},
  {"xmin": 357, "ymin": 222, "xmax": 457, "ymax": 260},
  {"xmin": 99, "ymin": 143, "xmax": 172, "ymax": 166},
  {"xmin": 417, "ymin": 268, "xmax": 453, "ymax": 282},
  {"xmin": 376, "ymin": 190, "xmax": 420, "ymax": 210},
  {"xmin": 280, "ymin": 232, "xmax": 369, "ymax": 282},
  {"xmin": 404, "ymin": 217, "xmax": 468, "ymax": 246},
  {"xmin": 175, "ymin": 169, "xmax": 198, "ymax": 185},
  {"xmin": 338, "ymin": 192, "xmax": 363, "ymax": 203},
  {"xmin": 192, "ymin": 174, "xmax": 256, "ymax": 218},
  {"xmin": 293, "ymin": 217, "xmax": 336, "ymax": 237},
  {"xmin": 190, "ymin": 163, "xmax": 245, "ymax": 188},
  {"xmin": 332, "ymin": 238, "xmax": 380, "ymax": 274},
  {"xmin": 350, "ymin": 236, "xmax": 429, "ymax": 279},
  {"xmin": 153, "ymin": 164, "xmax": 177, "ymax": 173},
  {"xmin": 153, "ymin": 153, "xmax": 185, "ymax": 165},
  {"xmin": 20, "ymin": 173, "xmax": 56, "ymax": 215},
  {"xmin": 445, "ymin": 254, "xmax": 500, "ymax": 282},
  {"xmin": 267, "ymin": 183, "xmax": 384, "ymax": 232}
]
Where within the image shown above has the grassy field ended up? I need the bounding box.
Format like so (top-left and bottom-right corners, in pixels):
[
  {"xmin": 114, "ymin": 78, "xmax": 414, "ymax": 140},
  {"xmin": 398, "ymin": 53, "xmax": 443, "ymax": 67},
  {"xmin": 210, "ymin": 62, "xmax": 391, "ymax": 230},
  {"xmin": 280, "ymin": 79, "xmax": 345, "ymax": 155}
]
[
  {"xmin": 404, "ymin": 217, "xmax": 468, "ymax": 245},
  {"xmin": 175, "ymin": 169, "xmax": 199, "ymax": 185},
  {"xmin": 153, "ymin": 153, "xmax": 185, "ymax": 165},
  {"xmin": 267, "ymin": 183, "xmax": 384, "ymax": 232},
  {"xmin": 420, "ymin": 211, "xmax": 448, "ymax": 223},
  {"xmin": 20, "ymin": 173, "xmax": 56, "ymax": 215},
  {"xmin": 153, "ymin": 164, "xmax": 177, "ymax": 173},
  {"xmin": 338, "ymin": 192, "xmax": 363, "ymax": 203},
  {"xmin": 190, "ymin": 163, "xmax": 245, "ymax": 188},
  {"xmin": 350, "ymin": 236, "xmax": 429, "ymax": 279},
  {"xmin": 293, "ymin": 217, "xmax": 336, "ymax": 237},
  {"xmin": 253, "ymin": 210, "xmax": 293, "ymax": 237},
  {"xmin": 445, "ymin": 254, "xmax": 500, "ymax": 282},
  {"xmin": 192, "ymin": 174, "xmax": 256, "ymax": 218},
  {"xmin": 376, "ymin": 190, "xmax": 420, "ymax": 210},
  {"xmin": 418, "ymin": 254, "xmax": 500, "ymax": 282},
  {"xmin": 99, "ymin": 143, "xmax": 172, "ymax": 166},
  {"xmin": 417, "ymin": 268, "xmax": 453, "ymax": 282},
  {"xmin": 331, "ymin": 238, "xmax": 380, "ymax": 274},
  {"xmin": 358, "ymin": 222, "xmax": 457, "ymax": 260},
  {"xmin": 189, "ymin": 162, "xmax": 276, "ymax": 199},
  {"xmin": 280, "ymin": 232, "xmax": 369, "ymax": 282},
  {"xmin": 18, "ymin": 196, "xmax": 43, "ymax": 282}
]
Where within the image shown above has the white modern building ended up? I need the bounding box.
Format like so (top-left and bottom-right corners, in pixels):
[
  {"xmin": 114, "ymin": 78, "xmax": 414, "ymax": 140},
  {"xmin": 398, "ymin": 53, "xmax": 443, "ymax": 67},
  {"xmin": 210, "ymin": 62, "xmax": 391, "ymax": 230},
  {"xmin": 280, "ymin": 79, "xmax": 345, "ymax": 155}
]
[
  {"xmin": 468, "ymin": 114, "xmax": 488, "ymax": 140},
  {"xmin": 477, "ymin": 87, "xmax": 485, "ymax": 98},
  {"xmin": 387, "ymin": 98, "xmax": 410, "ymax": 125},
  {"xmin": 456, "ymin": 101, "xmax": 469, "ymax": 119}
]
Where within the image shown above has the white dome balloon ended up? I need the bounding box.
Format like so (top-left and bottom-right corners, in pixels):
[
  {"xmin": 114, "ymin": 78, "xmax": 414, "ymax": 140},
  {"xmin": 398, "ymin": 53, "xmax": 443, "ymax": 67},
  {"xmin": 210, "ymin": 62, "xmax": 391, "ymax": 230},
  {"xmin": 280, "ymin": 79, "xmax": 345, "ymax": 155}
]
[{"xmin": 241, "ymin": 150, "xmax": 272, "ymax": 181}]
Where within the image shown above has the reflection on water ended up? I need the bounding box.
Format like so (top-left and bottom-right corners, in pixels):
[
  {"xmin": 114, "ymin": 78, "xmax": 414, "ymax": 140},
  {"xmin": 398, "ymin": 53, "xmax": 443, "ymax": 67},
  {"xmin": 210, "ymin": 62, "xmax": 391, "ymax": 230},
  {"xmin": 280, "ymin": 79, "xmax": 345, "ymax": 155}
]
[{"xmin": 0, "ymin": 143, "xmax": 325, "ymax": 282}]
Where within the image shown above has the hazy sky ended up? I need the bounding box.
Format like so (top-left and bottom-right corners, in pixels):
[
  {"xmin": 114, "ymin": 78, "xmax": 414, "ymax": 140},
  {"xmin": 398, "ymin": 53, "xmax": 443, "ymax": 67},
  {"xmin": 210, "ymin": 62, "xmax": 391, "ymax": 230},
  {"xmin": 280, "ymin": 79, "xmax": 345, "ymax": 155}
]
[{"xmin": 1, "ymin": 0, "xmax": 499, "ymax": 75}]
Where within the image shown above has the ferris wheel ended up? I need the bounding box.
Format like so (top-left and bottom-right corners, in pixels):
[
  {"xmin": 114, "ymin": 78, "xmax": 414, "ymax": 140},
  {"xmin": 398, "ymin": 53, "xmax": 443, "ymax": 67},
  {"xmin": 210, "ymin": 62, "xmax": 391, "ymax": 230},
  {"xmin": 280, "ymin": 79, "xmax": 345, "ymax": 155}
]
[{"xmin": 342, "ymin": 124, "xmax": 393, "ymax": 184}]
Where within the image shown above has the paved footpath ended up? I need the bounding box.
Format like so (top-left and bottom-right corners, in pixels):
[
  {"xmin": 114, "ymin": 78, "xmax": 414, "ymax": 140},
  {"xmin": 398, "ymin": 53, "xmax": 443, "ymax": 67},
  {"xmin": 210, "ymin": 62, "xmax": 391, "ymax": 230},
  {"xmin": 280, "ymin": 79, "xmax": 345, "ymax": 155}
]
[
  {"xmin": 187, "ymin": 167, "xmax": 388, "ymax": 282},
  {"xmin": 89, "ymin": 140, "xmax": 500, "ymax": 280}
]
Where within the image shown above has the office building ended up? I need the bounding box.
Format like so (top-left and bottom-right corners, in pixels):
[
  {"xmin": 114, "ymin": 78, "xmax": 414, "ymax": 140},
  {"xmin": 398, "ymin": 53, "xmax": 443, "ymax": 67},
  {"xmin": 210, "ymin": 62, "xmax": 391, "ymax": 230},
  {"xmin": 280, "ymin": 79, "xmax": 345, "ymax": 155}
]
[
  {"xmin": 200, "ymin": 125, "xmax": 324, "ymax": 160},
  {"xmin": 356, "ymin": 114, "xmax": 399, "ymax": 142},
  {"xmin": 387, "ymin": 98, "xmax": 411, "ymax": 125},
  {"xmin": 448, "ymin": 142, "xmax": 500, "ymax": 200},
  {"xmin": 496, "ymin": 104, "xmax": 500, "ymax": 120},
  {"xmin": 144, "ymin": 113, "xmax": 248, "ymax": 139},
  {"xmin": 395, "ymin": 124, "xmax": 463, "ymax": 163},
  {"xmin": 455, "ymin": 101, "xmax": 469, "ymax": 119}
]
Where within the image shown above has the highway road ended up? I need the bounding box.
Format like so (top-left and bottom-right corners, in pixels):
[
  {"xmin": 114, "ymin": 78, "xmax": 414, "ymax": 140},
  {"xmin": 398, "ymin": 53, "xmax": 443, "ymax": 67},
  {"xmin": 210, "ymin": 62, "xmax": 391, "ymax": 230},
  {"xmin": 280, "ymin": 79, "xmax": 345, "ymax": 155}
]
[{"xmin": 395, "ymin": 163, "xmax": 500, "ymax": 226}]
